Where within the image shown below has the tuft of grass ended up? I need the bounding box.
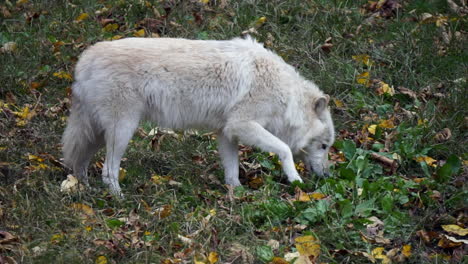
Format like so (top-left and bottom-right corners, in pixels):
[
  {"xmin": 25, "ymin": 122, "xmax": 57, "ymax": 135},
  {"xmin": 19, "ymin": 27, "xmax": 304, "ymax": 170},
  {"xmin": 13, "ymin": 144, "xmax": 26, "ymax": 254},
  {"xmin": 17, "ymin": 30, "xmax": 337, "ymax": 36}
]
[{"xmin": 1, "ymin": 0, "xmax": 466, "ymax": 263}]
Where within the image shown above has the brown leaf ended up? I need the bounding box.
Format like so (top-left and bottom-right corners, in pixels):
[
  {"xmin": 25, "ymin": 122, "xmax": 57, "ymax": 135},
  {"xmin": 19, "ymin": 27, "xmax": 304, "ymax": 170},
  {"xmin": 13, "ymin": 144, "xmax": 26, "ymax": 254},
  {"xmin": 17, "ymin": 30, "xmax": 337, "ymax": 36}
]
[
  {"xmin": 1, "ymin": 6, "xmax": 11, "ymax": 18},
  {"xmin": 434, "ymin": 128, "xmax": 452, "ymax": 142}
]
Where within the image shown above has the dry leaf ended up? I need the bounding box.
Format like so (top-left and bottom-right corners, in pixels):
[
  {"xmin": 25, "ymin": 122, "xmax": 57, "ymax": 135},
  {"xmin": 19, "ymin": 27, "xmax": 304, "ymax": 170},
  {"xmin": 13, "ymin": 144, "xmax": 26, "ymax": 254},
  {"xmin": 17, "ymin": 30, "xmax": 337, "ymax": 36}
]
[
  {"xmin": 70, "ymin": 203, "xmax": 95, "ymax": 216},
  {"xmin": 208, "ymin": 252, "xmax": 218, "ymax": 264},
  {"xmin": 441, "ymin": 225, "xmax": 468, "ymax": 236},
  {"xmin": 102, "ymin": 23, "xmax": 119, "ymax": 32},
  {"xmin": 1, "ymin": 41, "xmax": 17, "ymax": 53},
  {"xmin": 434, "ymin": 128, "xmax": 451, "ymax": 142},
  {"xmin": 134, "ymin": 29, "xmax": 145, "ymax": 37},
  {"xmin": 60, "ymin": 174, "xmax": 85, "ymax": 193},
  {"xmin": 53, "ymin": 71, "xmax": 73, "ymax": 81},
  {"xmin": 295, "ymin": 235, "xmax": 320, "ymax": 259},
  {"xmin": 402, "ymin": 244, "xmax": 411, "ymax": 257},
  {"xmin": 368, "ymin": 124, "xmax": 377, "ymax": 135},
  {"xmin": 333, "ymin": 98, "xmax": 345, "ymax": 108},
  {"xmin": 356, "ymin": 72, "xmax": 370, "ymax": 86},
  {"xmin": 414, "ymin": 156, "xmax": 437, "ymax": 167},
  {"xmin": 352, "ymin": 54, "xmax": 374, "ymax": 66},
  {"xmin": 75, "ymin": 13, "xmax": 89, "ymax": 22},
  {"xmin": 95, "ymin": 255, "xmax": 108, "ymax": 264}
]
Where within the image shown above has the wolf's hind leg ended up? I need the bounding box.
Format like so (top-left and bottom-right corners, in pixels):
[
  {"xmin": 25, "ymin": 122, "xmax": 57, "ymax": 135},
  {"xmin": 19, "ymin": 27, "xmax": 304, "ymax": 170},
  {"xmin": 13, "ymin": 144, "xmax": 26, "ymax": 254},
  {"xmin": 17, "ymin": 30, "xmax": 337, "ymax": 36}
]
[
  {"xmin": 217, "ymin": 133, "xmax": 240, "ymax": 186},
  {"xmin": 102, "ymin": 116, "xmax": 140, "ymax": 196},
  {"xmin": 73, "ymin": 133, "xmax": 104, "ymax": 185},
  {"xmin": 223, "ymin": 121, "xmax": 303, "ymax": 184}
]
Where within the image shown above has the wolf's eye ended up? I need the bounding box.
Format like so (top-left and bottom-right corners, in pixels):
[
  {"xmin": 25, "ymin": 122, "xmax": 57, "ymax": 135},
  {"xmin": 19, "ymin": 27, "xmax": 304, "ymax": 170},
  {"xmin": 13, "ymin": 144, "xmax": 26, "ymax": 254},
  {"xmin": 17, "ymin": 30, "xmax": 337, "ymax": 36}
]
[{"xmin": 321, "ymin": 144, "xmax": 327, "ymax": 150}]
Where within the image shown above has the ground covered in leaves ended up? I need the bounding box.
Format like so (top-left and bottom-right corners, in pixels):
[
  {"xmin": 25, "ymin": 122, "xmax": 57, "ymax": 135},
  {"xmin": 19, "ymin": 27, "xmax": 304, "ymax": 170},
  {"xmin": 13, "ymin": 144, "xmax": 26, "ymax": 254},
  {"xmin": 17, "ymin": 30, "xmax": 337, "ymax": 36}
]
[{"xmin": 1, "ymin": 0, "xmax": 467, "ymax": 263}]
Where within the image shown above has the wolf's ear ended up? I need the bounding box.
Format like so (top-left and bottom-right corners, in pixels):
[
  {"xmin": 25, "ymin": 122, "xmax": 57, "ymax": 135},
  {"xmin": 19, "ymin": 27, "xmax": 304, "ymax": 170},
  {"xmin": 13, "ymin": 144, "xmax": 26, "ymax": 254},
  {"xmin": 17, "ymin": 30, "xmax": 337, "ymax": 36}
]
[{"xmin": 314, "ymin": 94, "xmax": 330, "ymax": 114}]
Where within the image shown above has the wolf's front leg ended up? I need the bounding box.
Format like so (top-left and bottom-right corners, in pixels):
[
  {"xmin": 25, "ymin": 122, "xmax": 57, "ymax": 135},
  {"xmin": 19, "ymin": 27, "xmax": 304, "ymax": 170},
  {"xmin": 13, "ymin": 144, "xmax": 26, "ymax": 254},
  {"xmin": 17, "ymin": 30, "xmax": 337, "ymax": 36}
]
[
  {"xmin": 223, "ymin": 121, "xmax": 303, "ymax": 184},
  {"xmin": 217, "ymin": 133, "xmax": 241, "ymax": 186}
]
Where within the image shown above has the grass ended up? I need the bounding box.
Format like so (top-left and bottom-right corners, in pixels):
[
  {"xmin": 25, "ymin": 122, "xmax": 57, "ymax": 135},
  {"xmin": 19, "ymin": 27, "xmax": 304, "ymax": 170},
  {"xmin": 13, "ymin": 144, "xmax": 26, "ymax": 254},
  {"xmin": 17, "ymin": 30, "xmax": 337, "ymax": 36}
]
[{"xmin": 0, "ymin": 0, "xmax": 467, "ymax": 263}]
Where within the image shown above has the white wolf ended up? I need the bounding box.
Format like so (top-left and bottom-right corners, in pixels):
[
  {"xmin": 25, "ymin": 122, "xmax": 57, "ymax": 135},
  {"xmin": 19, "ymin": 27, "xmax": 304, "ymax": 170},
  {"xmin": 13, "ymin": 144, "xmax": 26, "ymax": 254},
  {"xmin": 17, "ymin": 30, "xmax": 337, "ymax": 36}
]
[{"xmin": 62, "ymin": 37, "xmax": 335, "ymax": 196}]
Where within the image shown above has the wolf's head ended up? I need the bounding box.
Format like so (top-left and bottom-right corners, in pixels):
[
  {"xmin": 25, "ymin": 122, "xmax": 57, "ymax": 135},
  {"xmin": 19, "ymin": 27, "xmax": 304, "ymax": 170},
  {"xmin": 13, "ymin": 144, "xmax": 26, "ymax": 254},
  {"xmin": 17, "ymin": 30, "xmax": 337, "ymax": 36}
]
[{"xmin": 300, "ymin": 94, "xmax": 335, "ymax": 177}]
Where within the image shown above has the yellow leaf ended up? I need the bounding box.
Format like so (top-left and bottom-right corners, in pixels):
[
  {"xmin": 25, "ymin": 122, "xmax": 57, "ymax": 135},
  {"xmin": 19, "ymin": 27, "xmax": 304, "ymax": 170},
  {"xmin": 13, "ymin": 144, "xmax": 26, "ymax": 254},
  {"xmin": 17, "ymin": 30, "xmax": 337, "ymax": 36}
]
[
  {"xmin": 356, "ymin": 71, "xmax": 370, "ymax": 86},
  {"xmin": 378, "ymin": 118, "xmax": 395, "ymax": 129},
  {"xmin": 75, "ymin": 13, "xmax": 89, "ymax": 22},
  {"xmin": 53, "ymin": 71, "xmax": 73, "ymax": 81},
  {"xmin": 16, "ymin": 0, "xmax": 29, "ymax": 6},
  {"xmin": 310, "ymin": 192, "xmax": 326, "ymax": 200},
  {"xmin": 193, "ymin": 254, "xmax": 206, "ymax": 264},
  {"xmin": 85, "ymin": 226, "xmax": 92, "ymax": 231},
  {"xmin": 28, "ymin": 154, "xmax": 44, "ymax": 162},
  {"xmin": 414, "ymin": 156, "xmax": 437, "ymax": 167},
  {"xmin": 111, "ymin": 35, "xmax": 123, "ymax": 40},
  {"xmin": 208, "ymin": 252, "xmax": 218, "ymax": 264},
  {"xmin": 463, "ymin": 160, "xmax": 468, "ymax": 166},
  {"xmin": 154, "ymin": 204, "xmax": 172, "ymax": 219},
  {"xmin": 200, "ymin": 0, "xmax": 210, "ymax": 4},
  {"xmin": 95, "ymin": 256, "xmax": 108, "ymax": 264},
  {"xmin": 372, "ymin": 247, "xmax": 387, "ymax": 259},
  {"xmin": 50, "ymin": 233, "xmax": 64, "ymax": 243},
  {"xmin": 333, "ymin": 98, "xmax": 345, "ymax": 108},
  {"xmin": 134, "ymin": 29, "xmax": 145, "ymax": 37},
  {"xmin": 295, "ymin": 235, "xmax": 320, "ymax": 257},
  {"xmin": 70, "ymin": 203, "xmax": 95, "ymax": 216},
  {"xmin": 209, "ymin": 209, "xmax": 216, "ymax": 216},
  {"xmin": 255, "ymin": 16, "xmax": 267, "ymax": 27},
  {"xmin": 402, "ymin": 244, "xmax": 412, "ymax": 257},
  {"xmin": 102, "ymin": 23, "xmax": 119, "ymax": 32},
  {"xmin": 352, "ymin": 54, "xmax": 374, "ymax": 66},
  {"xmin": 270, "ymin": 257, "xmax": 289, "ymax": 264},
  {"xmin": 417, "ymin": 119, "xmax": 428, "ymax": 126},
  {"xmin": 441, "ymin": 225, "xmax": 468, "ymax": 236},
  {"xmin": 299, "ymin": 192, "xmax": 311, "ymax": 202},
  {"xmin": 295, "ymin": 161, "xmax": 305, "ymax": 172},
  {"xmin": 368, "ymin": 124, "xmax": 377, "ymax": 135},
  {"xmin": 376, "ymin": 81, "xmax": 395, "ymax": 96},
  {"xmin": 118, "ymin": 168, "xmax": 126, "ymax": 182}
]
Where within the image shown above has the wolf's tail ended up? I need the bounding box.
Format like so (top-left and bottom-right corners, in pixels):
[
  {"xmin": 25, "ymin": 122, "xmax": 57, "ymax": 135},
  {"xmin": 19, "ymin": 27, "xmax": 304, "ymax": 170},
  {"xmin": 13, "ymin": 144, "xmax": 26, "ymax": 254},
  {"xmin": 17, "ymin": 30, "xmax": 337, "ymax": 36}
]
[{"xmin": 62, "ymin": 96, "xmax": 101, "ymax": 171}]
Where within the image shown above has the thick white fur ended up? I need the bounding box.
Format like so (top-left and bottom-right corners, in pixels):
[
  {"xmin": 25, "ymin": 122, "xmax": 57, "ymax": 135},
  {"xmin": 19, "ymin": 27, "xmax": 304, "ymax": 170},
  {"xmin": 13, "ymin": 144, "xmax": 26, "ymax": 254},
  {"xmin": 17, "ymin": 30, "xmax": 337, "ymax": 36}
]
[{"xmin": 62, "ymin": 37, "xmax": 335, "ymax": 196}]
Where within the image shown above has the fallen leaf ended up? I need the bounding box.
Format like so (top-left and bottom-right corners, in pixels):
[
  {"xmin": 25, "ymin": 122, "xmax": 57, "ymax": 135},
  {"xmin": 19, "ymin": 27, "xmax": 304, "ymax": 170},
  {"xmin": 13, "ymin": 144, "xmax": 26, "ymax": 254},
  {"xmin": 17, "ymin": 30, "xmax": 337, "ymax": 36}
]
[
  {"xmin": 177, "ymin": 234, "xmax": 193, "ymax": 245},
  {"xmin": 269, "ymin": 257, "xmax": 289, "ymax": 264},
  {"xmin": 284, "ymin": 252, "xmax": 312, "ymax": 264},
  {"xmin": 295, "ymin": 235, "xmax": 320, "ymax": 259},
  {"xmin": 208, "ymin": 252, "xmax": 218, "ymax": 264},
  {"xmin": 434, "ymin": 128, "xmax": 451, "ymax": 142},
  {"xmin": 75, "ymin": 12, "xmax": 89, "ymax": 22},
  {"xmin": 438, "ymin": 235, "xmax": 463, "ymax": 248},
  {"xmin": 134, "ymin": 29, "xmax": 145, "ymax": 37},
  {"xmin": 414, "ymin": 156, "xmax": 437, "ymax": 167},
  {"xmin": 375, "ymin": 81, "xmax": 395, "ymax": 96},
  {"xmin": 333, "ymin": 98, "xmax": 345, "ymax": 108},
  {"xmin": 118, "ymin": 168, "xmax": 126, "ymax": 182},
  {"xmin": 310, "ymin": 192, "xmax": 327, "ymax": 200},
  {"xmin": 402, "ymin": 244, "xmax": 411, "ymax": 257},
  {"xmin": 95, "ymin": 255, "xmax": 107, "ymax": 264},
  {"xmin": 352, "ymin": 54, "xmax": 374, "ymax": 66},
  {"xmin": 371, "ymin": 247, "xmax": 391, "ymax": 263},
  {"xmin": 60, "ymin": 174, "xmax": 85, "ymax": 193},
  {"xmin": 255, "ymin": 16, "xmax": 267, "ymax": 27},
  {"xmin": 1, "ymin": 41, "xmax": 17, "ymax": 53},
  {"xmin": 378, "ymin": 118, "xmax": 395, "ymax": 129},
  {"xmin": 441, "ymin": 225, "xmax": 468, "ymax": 236},
  {"xmin": 70, "ymin": 203, "xmax": 95, "ymax": 216},
  {"xmin": 53, "ymin": 71, "xmax": 73, "ymax": 81},
  {"xmin": 368, "ymin": 124, "xmax": 377, "ymax": 135},
  {"xmin": 154, "ymin": 204, "xmax": 172, "ymax": 219},
  {"xmin": 102, "ymin": 23, "xmax": 119, "ymax": 32},
  {"xmin": 356, "ymin": 72, "xmax": 371, "ymax": 86}
]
